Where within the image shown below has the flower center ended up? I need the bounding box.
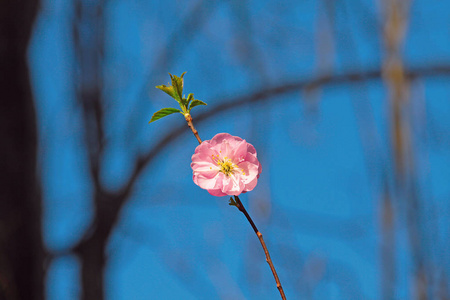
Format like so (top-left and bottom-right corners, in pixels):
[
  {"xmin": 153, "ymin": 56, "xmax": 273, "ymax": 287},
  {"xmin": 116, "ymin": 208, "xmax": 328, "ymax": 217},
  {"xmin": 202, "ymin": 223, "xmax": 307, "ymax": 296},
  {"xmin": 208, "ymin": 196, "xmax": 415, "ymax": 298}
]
[
  {"xmin": 218, "ymin": 158, "xmax": 235, "ymax": 176},
  {"xmin": 211, "ymin": 154, "xmax": 246, "ymax": 177}
]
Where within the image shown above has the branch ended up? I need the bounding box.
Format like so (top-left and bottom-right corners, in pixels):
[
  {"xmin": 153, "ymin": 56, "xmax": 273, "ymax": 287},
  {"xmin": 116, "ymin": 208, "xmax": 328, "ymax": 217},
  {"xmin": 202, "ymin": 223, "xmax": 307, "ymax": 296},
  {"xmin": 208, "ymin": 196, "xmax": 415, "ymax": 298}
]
[
  {"xmin": 124, "ymin": 64, "xmax": 450, "ymax": 199},
  {"xmin": 233, "ymin": 196, "xmax": 287, "ymax": 299}
]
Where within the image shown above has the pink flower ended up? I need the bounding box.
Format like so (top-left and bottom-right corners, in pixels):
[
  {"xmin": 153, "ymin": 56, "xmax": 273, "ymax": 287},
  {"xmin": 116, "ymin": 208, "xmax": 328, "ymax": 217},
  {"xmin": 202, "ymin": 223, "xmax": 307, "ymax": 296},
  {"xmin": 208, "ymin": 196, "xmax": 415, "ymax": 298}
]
[{"xmin": 191, "ymin": 133, "xmax": 262, "ymax": 196}]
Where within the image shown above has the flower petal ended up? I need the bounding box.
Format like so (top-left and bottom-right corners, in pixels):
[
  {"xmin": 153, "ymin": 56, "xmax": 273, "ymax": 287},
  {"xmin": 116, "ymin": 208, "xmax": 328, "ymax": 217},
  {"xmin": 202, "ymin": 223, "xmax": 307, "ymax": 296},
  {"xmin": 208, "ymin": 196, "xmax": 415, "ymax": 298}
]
[
  {"xmin": 221, "ymin": 174, "xmax": 244, "ymax": 196},
  {"xmin": 237, "ymin": 161, "xmax": 259, "ymax": 183}
]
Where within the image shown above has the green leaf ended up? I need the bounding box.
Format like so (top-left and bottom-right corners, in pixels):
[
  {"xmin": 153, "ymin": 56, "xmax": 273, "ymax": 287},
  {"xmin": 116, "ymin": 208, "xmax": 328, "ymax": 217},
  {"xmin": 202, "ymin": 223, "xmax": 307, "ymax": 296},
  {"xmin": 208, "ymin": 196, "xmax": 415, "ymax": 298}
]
[
  {"xmin": 149, "ymin": 107, "xmax": 181, "ymax": 123},
  {"xmin": 185, "ymin": 93, "xmax": 195, "ymax": 108},
  {"xmin": 169, "ymin": 72, "xmax": 186, "ymax": 102},
  {"xmin": 189, "ymin": 99, "xmax": 207, "ymax": 111},
  {"xmin": 155, "ymin": 84, "xmax": 177, "ymax": 99},
  {"xmin": 155, "ymin": 72, "xmax": 187, "ymax": 105}
]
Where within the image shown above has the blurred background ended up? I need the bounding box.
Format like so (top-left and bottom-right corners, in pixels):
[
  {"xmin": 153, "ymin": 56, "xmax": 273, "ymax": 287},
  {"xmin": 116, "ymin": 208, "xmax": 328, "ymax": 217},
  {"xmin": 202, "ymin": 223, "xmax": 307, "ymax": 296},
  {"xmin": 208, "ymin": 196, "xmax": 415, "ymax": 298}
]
[{"xmin": 1, "ymin": 0, "xmax": 450, "ymax": 299}]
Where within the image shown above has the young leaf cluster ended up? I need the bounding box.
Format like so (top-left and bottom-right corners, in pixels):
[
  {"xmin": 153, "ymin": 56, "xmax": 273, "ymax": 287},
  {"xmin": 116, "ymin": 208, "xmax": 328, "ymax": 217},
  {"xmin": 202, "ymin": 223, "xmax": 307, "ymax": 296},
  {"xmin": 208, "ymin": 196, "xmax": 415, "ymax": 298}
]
[{"xmin": 149, "ymin": 73, "xmax": 207, "ymax": 123}]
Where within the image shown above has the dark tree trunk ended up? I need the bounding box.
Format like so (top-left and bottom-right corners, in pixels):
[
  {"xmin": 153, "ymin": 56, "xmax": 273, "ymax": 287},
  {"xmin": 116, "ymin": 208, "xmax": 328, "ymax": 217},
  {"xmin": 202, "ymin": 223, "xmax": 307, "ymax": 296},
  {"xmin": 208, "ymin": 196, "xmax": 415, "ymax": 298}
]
[
  {"xmin": 77, "ymin": 233, "xmax": 106, "ymax": 300},
  {"xmin": 0, "ymin": 1, "xmax": 44, "ymax": 300}
]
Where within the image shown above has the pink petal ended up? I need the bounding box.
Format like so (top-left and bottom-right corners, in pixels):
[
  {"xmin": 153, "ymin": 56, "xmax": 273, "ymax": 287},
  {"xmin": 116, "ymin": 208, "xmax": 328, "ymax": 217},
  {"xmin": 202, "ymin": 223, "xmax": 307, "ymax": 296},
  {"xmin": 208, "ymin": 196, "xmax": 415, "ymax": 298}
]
[
  {"xmin": 195, "ymin": 173, "xmax": 219, "ymax": 189},
  {"xmin": 237, "ymin": 161, "xmax": 259, "ymax": 183},
  {"xmin": 192, "ymin": 143, "xmax": 217, "ymax": 163},
  {"xmin": 221, "ymin": 174, "xmax": 245, "ymax": 195},
  {"xmin": 231, "ymin": 139, "xmax": 248, "ymax": 162},
  {"xmin": 208, "ymin": 189, "xmax": 227, "ymax": 197},
  {"xmin": 246, "ymin": 143, "xmax": 257, "ymax": 155},
  {"xmin": 210, "ymin": 133, "xmax": 242, "ymax": 146},
  {"xmin": 206, "ymin": 173, "xmax": 228, "ymax": 196},
  {"xmin": 243, "ymin": 176, "xmax": 258, "ymax": 192},
  {"xmin": 245, "ymin": 152, "xmax": 262, "ymax": 174}
]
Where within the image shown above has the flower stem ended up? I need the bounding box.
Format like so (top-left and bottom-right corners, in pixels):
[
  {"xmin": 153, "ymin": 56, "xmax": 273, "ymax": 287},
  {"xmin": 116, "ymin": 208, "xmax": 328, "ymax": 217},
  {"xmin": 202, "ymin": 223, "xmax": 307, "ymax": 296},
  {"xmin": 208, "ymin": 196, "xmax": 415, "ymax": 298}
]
[
  {"xmin": 184, "ymin": 114, "xmax": 202, "ymax": 144},
  {"xmin": 234, "ymin": 196, "xmax": 287, "ymax": 300},
  {"xmin": 185, "ymin": 116, "xmax": 287, "ymax": 300}
]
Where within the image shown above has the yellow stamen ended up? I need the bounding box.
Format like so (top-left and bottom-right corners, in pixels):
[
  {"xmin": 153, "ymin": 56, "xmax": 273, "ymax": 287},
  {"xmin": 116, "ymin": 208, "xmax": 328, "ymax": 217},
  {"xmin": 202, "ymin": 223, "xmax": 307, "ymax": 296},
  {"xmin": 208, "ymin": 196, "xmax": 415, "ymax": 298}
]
[{"xmin": 216, "ymin": 157, "xmax": 242, "ymax": 177}]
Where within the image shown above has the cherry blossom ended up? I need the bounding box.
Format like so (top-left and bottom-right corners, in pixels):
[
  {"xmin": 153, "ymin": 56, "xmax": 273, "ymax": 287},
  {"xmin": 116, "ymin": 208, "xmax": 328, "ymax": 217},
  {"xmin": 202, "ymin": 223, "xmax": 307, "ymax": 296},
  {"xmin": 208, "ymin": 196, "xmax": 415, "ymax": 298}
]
[{"xmin": 191, "ymin": 133, "xmax": 262, "ymax": 196}]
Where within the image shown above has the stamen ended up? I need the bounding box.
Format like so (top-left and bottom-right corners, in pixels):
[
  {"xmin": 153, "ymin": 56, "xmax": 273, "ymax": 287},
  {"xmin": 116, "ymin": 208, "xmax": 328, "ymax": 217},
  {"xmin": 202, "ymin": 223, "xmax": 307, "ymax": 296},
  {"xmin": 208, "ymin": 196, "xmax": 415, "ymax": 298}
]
[{"xmin": 217, "ymin": 157, "xmax": 238, "ymax": 177}]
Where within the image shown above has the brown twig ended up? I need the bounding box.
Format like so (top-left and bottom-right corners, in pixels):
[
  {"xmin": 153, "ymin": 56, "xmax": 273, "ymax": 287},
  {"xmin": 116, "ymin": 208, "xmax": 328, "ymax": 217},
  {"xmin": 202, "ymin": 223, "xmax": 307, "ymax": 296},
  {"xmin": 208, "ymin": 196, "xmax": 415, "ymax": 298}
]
[
  {"xmin": 234, "ymin": 196, "xmax": 287, "ymax": 300},
  {"xmin": 185, "ymin": 116, "xmax": 287, "ymax": 299},
  {"xmin": 185, "ymin": 114, "xmax": 202, "ymax": 144}
]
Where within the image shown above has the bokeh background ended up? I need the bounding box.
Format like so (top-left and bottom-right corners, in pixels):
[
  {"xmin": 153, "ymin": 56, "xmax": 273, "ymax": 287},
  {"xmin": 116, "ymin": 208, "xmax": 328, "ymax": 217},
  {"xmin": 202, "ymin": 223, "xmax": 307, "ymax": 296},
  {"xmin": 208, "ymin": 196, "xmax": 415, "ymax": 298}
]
[{"xmin": 2, "ymin": 0, "xmax": 450, "ymax": 299}]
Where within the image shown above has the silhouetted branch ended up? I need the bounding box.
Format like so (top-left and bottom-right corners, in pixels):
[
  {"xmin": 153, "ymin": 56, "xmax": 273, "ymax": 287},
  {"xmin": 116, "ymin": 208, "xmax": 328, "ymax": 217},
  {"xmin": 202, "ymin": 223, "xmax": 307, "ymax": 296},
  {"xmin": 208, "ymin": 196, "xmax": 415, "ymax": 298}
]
[
  {"xmin": 72, "ymin": 0, "xmax": 112, "ymax": 299},
  {"xmin": 123, "ymin": 64, "xmax": 450, "ymax": 203}
]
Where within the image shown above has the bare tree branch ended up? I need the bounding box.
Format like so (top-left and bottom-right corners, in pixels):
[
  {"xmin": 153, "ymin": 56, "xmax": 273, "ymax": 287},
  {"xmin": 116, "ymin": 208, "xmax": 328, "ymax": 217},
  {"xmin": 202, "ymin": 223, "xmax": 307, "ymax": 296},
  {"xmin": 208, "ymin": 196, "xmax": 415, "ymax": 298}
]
[
  {"xmin": 71, "ymin": 0, "xmax": 112, "ymax": 299},
  {"xmin": 123, "ymin": 64, "xmax": 450, "ymax": 204}
]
